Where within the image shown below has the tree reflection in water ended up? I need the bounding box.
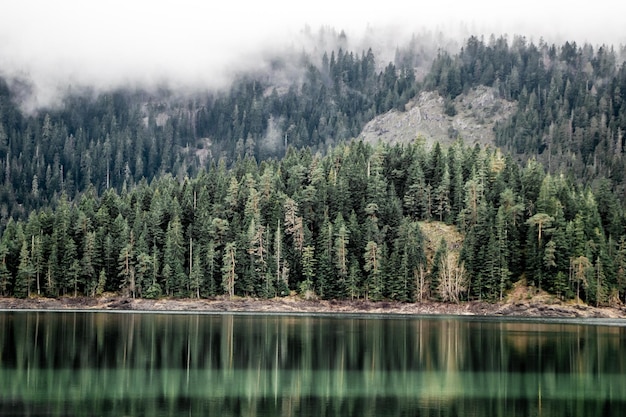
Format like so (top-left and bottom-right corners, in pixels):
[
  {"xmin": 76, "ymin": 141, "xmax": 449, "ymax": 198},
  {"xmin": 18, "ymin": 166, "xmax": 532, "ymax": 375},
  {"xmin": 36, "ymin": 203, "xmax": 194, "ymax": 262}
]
[{"xmin": 0, "ymin": 312, "xmax": 625, "ymax": 416}]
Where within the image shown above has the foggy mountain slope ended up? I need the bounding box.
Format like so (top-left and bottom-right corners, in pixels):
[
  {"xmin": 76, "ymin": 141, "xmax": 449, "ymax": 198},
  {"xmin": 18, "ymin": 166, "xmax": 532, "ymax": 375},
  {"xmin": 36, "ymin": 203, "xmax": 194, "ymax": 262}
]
[
  {"xmin": 358, "ymin": 86, "xmax": 516, "ymax": 147},
  {"xmin": 0, "ymin": 31, "xmax": 433, "ymax": 222},
  {"xmin": 2, "ymin": 28, "xmax": 626, "ymax": 227}
]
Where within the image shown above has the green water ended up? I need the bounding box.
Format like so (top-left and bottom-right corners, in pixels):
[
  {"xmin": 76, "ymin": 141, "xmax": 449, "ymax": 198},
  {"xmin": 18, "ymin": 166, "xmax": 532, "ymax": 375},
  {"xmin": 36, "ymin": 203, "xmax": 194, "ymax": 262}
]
[{"xmin": 1, "ymin": 312, "xmax": 625, "ymax": 416}]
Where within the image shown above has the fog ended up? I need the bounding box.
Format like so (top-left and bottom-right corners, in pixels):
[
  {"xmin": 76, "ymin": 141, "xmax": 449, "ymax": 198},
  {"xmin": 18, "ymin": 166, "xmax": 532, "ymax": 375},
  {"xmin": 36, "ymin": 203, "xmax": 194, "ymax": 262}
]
[{"xmin": 1, "ymin": 0, "xmax": 625, "ymax": 111}]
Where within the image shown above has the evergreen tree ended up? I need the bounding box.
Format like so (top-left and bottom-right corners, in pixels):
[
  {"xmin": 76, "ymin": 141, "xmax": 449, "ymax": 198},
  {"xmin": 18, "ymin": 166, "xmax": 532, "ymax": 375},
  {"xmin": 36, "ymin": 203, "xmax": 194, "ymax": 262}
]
[
  {"xmin": 189, "ymin": 250, "xmax": 203, "ymax": 299},
  {"xmin": 246, "ymin": 219, "xmax": 268, "ymax": 296},
  {"xmin": 429, "ymin": 238, "xmax": 447, "ymax": 300},
  {"xmin": 1, "ymin": 121, "xmax": 626, "ymax": 306},
  {"xmin": 222, "ymin": 242, "xmax": 237, "ymax": 297},
  {"xmin": 15, "ymin": 241, "xmax": 34, "ymax": 298},
  {"xmin": 0, "ymin": 244, "xmax": 10, "ymax": 296},
  {"xmin": 135, "ymin": 252, "xmax": 154, "ymax": 299},
  {"xmin": 300, "ymin": 245, "xmax": 316, "ymax": 297},
  {"xmin": 81, "ymin": 231, "xmax": 97, "ymax": 296},
  {"xmin": 164, "ymin": 214, "xmax": 186, "ymax": 297},
  {"xmin": 333, "ymin": 214, "xmax": 350, "ymax": 297},
  {"xmin": 363, "ymin": 240, "xmax": 382, "ymax": 300},
  {"xmin": 118, "ymin": 239, "xmax": 135, "ymax": 298}
]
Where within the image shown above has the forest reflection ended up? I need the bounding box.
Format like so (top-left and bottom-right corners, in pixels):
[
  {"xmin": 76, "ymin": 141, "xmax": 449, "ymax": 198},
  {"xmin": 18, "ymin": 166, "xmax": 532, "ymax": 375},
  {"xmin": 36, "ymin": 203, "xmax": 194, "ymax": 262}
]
[{"xmin": 1, "ymin": 312, "xmax": 625, "ymax": 416}]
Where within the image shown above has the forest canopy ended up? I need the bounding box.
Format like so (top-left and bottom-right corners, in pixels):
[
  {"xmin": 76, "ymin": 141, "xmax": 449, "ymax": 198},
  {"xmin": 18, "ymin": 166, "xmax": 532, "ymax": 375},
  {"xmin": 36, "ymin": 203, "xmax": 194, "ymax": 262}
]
[
  {"xmin": 1, "ymin": 34, "xmax": 626, "ymax": 305},
  {"xmin": 0, "ymin": 139, "xmax": 624, "ymax": 306}
]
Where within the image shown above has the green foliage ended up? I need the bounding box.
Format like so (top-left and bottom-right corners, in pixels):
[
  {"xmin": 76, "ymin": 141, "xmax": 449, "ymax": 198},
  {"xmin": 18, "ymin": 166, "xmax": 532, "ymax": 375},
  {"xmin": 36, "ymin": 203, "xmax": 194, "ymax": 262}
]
[
  {"xmin": 0, "ymin": 46, "xmax": 420, "ymax": 226},
  {"xmin": 95, "ymin": 270, "xmax": 107, "ymax": 296},
  {"xmin": 222, "ymin": 242, "xmax": 237, "ymax": 298},
  {"xmin": 441, "ymin": 35, "xmax": 626, "ymax": 194},
  {"xmin": 143, "ymin": 281, "xmax": 162, "ymax": 299},
  {"xmin": 443, "ymin": 98, "xmax": 457, "ymax": 117},
  {"xmin": 15, "ymin": 241, "xmax": 33, "ymax": 298},
  {"xmin": 0, "ymin": 138, "xmax": 624, "ymax": 304},
  {"xmin": 301, "ymin": 245, "xmax": 316, "ymax": 294},
  {"xmin": 1, "ymin": 36, "xmax": 626, "ymax": 306}
]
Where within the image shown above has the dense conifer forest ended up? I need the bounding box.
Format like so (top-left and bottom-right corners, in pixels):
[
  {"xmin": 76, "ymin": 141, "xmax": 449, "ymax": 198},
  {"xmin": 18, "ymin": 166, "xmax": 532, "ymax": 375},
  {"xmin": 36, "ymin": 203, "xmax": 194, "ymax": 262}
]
[{"xmin": 2, "ymin": 34, "xmax": 626, "ymax": 305}]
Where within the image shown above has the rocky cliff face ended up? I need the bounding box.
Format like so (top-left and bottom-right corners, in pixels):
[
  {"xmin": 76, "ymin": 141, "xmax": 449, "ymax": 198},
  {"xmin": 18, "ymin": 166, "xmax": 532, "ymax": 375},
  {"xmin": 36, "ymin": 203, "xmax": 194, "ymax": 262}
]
[{"xmin": 358, "ymin": 86, "xmax": 516, "ymax": 147}]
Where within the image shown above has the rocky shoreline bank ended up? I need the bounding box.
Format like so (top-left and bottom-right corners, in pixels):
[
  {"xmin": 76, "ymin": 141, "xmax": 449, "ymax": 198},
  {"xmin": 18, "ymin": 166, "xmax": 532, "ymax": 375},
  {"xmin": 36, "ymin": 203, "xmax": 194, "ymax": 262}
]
[{"xmin": 1, "ymin": 296, "xmax": 626, "ymax": 319}]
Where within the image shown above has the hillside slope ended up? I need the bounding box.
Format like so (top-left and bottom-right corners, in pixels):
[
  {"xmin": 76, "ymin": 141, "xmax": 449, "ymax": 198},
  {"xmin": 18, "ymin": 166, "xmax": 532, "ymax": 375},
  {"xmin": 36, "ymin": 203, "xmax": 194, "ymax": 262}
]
[{"xmin": 358, "ymin": 86, "xmax": 515, "ymax": 147}]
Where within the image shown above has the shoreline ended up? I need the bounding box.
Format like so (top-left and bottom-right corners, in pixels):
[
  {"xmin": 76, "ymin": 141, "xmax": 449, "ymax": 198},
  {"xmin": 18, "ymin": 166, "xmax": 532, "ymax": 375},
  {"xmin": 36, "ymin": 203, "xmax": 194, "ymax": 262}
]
[{"xmin": 1, "ymin": 296, "xmax": 626, "ymax": 319}]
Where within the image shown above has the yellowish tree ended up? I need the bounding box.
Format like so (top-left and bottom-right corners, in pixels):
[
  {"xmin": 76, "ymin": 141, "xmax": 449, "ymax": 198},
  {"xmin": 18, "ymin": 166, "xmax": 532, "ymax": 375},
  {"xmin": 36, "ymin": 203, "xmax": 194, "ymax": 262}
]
[{"xmin": 438, "ymin": 252, "xmax": 466, "ymax": 304}]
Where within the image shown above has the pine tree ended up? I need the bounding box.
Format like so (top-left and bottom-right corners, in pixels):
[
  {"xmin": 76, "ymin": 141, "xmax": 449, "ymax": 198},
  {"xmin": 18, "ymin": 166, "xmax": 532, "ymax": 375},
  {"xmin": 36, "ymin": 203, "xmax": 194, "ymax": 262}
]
[
  {"xmin": 204, "ymin": 239, "xmax": 221, "ymax": 296},
  {"xmin": 142, "ymin": 245, "xmax": 162, "ymax": 299},
  {"xmin": 60, "ymin": 238, "xmax": 78, "ymax": 295},
  {"xmin": 300, "ymin": 245, "xmax": 316, "ymax": 297},
  {"xmin": 313, "ymin": 215, "xmax": 334, "ymax": 299},
  {"xmin": 403, "ymin": 160, "xmax": 428, "ymax": 220},
  {"xmin": 164, "ymin": 215, "xmax": 186, "ymax": 297},
  {"xmin": 189, "ymin": 250, "xmax": 203, "ymax": 299},
  {"xmin": 118, "ymin": 239, "xmax": 135, "ymax": 298},
  {"xmin": 433, "ymin": 166, "xmax": 451, "ymax": 222},
  {"xmin": 0, "ymin": 244, "xmax": 10, "ymax": 296},
  {"xmin": 222, "ymin": 242, "xmax": 237, "ymax": 298},
  {"xmin": 571, "ymin": 255, "xmax": 591, "ymax": 303},
  {"xmin": 333, "ymin": 214, "xmax": 350, "ymax": 295},
  {"xmin": 135, "ymin": 252, "xmax": 154, "ymax": 299},
  {"xmin": 81, "ymin": 231, "xmax": 97, "ymax": 296},
  {"xmin": 526, "ymin": 213, "xmax": 555, "ymax": 290},
  {"xmin": 497, "ymin": 188, "xmax": 524, "ymax": 277},
  {"xmin": 246, "ymin": 219, "xmax": 267, "ymax": 296},
  {"xmin": 69, "ymin": 260, "xmax": 82, "ymax": 297},
  {"xmin": 15, "ymin": 241, "xmax": 33, "ymax": 298},
  {"xmin": 495, "ymin": 209, "xmax": 512, "ymax": 301},
  {"xmin": 616, "ymin": 237, "xmax": 626, "ymax": 303},
  {"xmin": 363, "ymin": 240, "xmax": 383, "ymax": 301},
  {"xmin": 347, "ymin": 259, "xmax": 361, "ymax": 300},
  {"xmin": 384, "ymin": 244, "xmax": 401, "ymax": 301},
  {"xmin": 30, "ymin": 234, "xmax": 43, "ymax": 296},
  {"xmin": 284, "ymin": 197, "xmax": 304, "ymax": 254},
  {"xmin": 392, "ymin": 219, "xmax": 426, "ymax": 302}
]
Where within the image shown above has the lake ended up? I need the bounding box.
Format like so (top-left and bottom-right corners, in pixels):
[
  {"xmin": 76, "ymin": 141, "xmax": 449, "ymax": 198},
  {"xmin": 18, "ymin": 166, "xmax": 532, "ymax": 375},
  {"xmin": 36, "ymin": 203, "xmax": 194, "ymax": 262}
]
[{"xmin": 1, "ymin": 311, "xmax": 625, "ymax": 416}]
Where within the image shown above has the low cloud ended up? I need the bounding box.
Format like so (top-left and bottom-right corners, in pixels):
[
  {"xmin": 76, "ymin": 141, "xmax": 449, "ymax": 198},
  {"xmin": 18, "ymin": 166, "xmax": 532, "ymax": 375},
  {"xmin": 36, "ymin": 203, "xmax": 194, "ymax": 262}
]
[{"xmin": 1, "ymin": 0, "xmax": 625, "ymax": 111}]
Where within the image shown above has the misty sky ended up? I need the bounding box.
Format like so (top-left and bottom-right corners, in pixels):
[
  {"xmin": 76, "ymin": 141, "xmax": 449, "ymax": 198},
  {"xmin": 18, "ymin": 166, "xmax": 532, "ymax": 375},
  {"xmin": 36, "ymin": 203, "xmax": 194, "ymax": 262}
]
[{"xmin": 1, "ymin": 0, "xmax": 625, "ymax": 109}]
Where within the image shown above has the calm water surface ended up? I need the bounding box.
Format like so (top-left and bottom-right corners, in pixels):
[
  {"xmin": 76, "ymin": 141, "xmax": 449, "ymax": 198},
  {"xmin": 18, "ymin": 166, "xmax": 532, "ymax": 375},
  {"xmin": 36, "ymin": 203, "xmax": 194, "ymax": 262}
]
[{"xmin": 1, "ymin": 311, "xmax": 625, "ymax": 416}]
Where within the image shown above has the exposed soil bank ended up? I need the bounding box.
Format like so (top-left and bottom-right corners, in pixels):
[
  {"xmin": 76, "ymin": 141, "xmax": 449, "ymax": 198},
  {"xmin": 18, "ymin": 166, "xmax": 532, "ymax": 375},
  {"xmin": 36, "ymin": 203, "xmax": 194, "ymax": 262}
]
[{"xmin": 1, "ymin": 296, "xmax": 626, "ymax": 319}]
